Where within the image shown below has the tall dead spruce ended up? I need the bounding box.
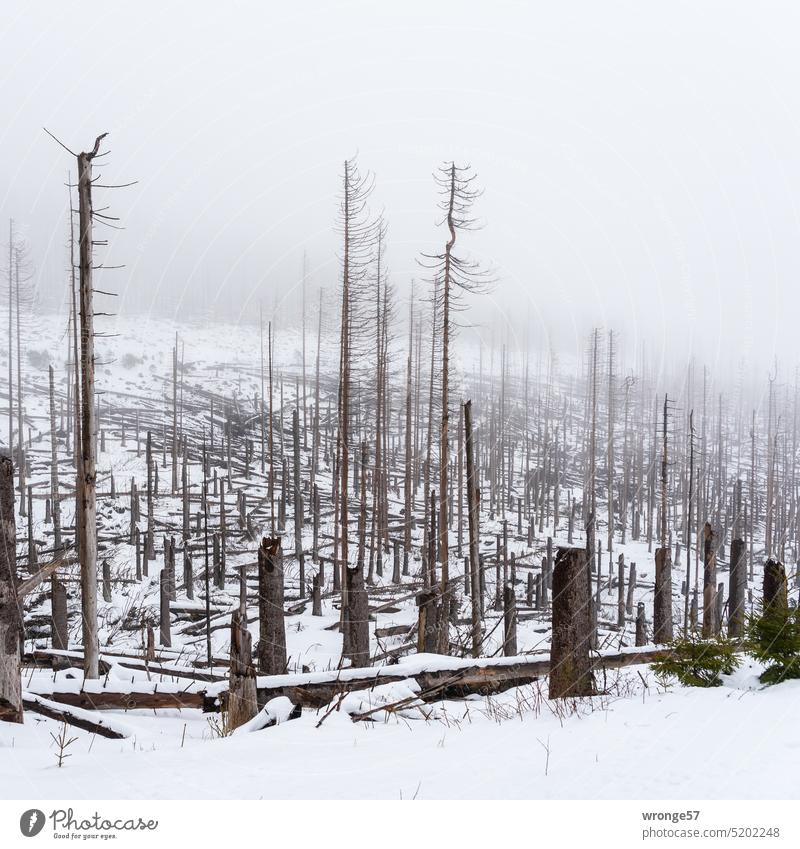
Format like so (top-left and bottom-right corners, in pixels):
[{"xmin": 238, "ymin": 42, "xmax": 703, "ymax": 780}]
[
  {"xmin": 421, "ymin": 163, "xmax": 490, "ymax": 654},
  {"xmin": 74, "ymin": 134, "xmax": 106, "ymax": 680},
  {"xmin": 333, "ymin": 157, "xmax": 377, "ymax": 661}
]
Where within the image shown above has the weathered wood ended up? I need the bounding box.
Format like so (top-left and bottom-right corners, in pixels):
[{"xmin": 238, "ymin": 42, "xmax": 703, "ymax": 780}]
[
  {"xmin": 257, "ymin": 537, "xmax": 287, "ymax": 675},
  {"xmin": 503, "ymin": 582, "xmax": 517, "ymax": 656},
  {"xmin": 345, "ymin": 563, "xmax": 370, "ymax": 668},
  {"xmin": 549, "ymin": 546, "xmax": 594, "ymax": 698},
  {"xmin": 22, "ymin": 693, "xmax": 127, "ymax": 739},
  {"xmin": 227, "ymin": 609, "xmax": 258, "ymax": 730},
  {"xmin": 463, "ymin": 400, "xmax": 482, "ymax": 657},
  {"xmin": 16, "ymin": 555, "xmax": 74, "ymax": 598},
  {"xmin": 763, "ymin": 558, "xmax": 788, "ymax": 612},
  {"xmin": 0, "ymin": 451, "xmax": 22, "ymax": 723},
  {"xmin": 653, "ymin": 547, "xmax": 673, "ymax": 643},
  {"xmin": 728, "ymin": 537, "xmax": 746, "ymax": 637},
  {"xmin": 702, "ymin": 522, "xmax": 717, "ymax": 638},
  {"xmin": 77, "ymin": 136, "xmax": 104, "ymax": 681},
  {"xmin": 635, "ymin": 602, "xmax": 647, "ymax": 646},
  {"xmin": 204, "ymin": 645, "xmax": 674, "ymax": 712},
  {"xmin": 159, "ymin": 569, "xmax": 171, "ymax": 647},
  {"xmin": 30, "ymin": 687, "xmax": 205, "ymax": 711},
  {"xmin": 416, "ymin": 585, "xmax": 440, "ymax": 654},
  {"xmin": 311, "ymin": 572, "xmax": 322, "ymax": 616},
  {"xmin": 51, "ymin": 576, "xmax": 69, "ymax": 667}
]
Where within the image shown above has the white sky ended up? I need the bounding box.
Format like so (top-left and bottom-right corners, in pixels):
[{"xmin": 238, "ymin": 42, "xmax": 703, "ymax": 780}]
[{"xmin": 2, "ymin": 0, "xmax": 800, "ymax": 380}]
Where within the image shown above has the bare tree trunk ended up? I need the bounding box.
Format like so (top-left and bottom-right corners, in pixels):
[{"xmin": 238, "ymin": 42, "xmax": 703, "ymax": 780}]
[
  {"xmin": 171, "ymin": 339, "xmax": 178, "ymax": 494},
  {"xmin": 549, "ymin": 546, "xmax": 594, "ymax": 698},
  {"xmin": 403, "ymin": 293, "xmax": 414, "ymax": 573},
  {"xmin": 227, "ymin": 609, "xmax": 258, "ymax": 730},
  {"xmin": 76, "ymin": 136, "xmax": 105, "ymax": 680},
  {"xmin": 702, "ymin": 522, "xmax": 717, "ymax": 638},
  {"xmin": 728, "ymin": 536, "xmax": 746, "ymax": 638},
  {"xmin": 464, "ymin": 401, "xmax": 482, "ymax": 657},
  {"xmin": 653, "ymin": 547, "xmax": 673, "ymax": 643},
  {"xmin": 257, "ymin": 537, "xmax": 287, "ymax": 675},
  {"xmin": 0, "ymin": 452, "xmax": 22, "ymax": 723},
  {"xmin": 344, "ymin": 562, "xmax": 370, "ymax": 668},
  {"xmin": 48, "ymin": 365, "xmax": 62, "ymax": 553},
  {"xmin": 293, "ymin": 408, "xmax": 305, "ymax": 596},
  {"xmin": 6, "ymin": 221, "xmax": 12, "ymax": 459}
]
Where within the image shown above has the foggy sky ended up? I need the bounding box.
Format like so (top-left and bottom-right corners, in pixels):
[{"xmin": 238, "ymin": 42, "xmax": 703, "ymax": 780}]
[{"xmin": 2, "ymin": 0, "xmax": 800, "ymax": 380}]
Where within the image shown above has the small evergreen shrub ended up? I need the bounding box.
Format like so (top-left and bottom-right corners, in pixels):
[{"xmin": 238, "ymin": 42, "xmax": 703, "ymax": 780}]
[
  {"xmin": 651, "ymin": 632, "xmax": 740, "ymax": 688},
  {"xmin": 747, "ymin": 603, "xmax": 800, "ymax": 685}
]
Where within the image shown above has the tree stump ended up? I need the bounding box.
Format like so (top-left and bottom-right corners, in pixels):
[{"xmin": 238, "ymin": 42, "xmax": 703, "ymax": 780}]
[
  {"xmin": 227, "ymin": 610, "xmax": 258, "ymax": 731},
  {"xmin": 626, "ymin": 562, "xmax": 636, "ymax": 615},
  {"xmin": 635, "ymin": 602, "xmax": 646, "ymax": 646},
  {"xmin": 311, "ymin": 573, "xmax": 322, "ymax": 616},
  {"xmin": 503, "ymin": 583, "xmax": 518, "ymax": 656},
  {"xmin": 257, "ymin": 537, "xmax": 287, "ymax": 675},
  {"xmin": 653, "ymin": 547, "xmax": 673, "ymax": 643},
  {"xmin": 159, "ymin": 569, "xmax": 171, "ymax": 647},
  {"xmin": 183, "ymin": 548, "xmax": 193, "ymax": 600},
  {"xmin": 51, "ymin": 575, "xmax": 69, "ymax": 670},
  {"xmin": 763, "ymin": 559, "xmax": 787, "ymax": 613},
  {"xmin": 549, "ymin": 546, "xmax": 594, "ymax": 698},
  {"xmin": 102, "ymin": 559, "xmax": 112, "ymax": 602},
  {"xmin": 345, "ymin": 564, "xmax": 370, "ymax": 668},
  {"xmin": 416, "ymin": 586, "xmax": 441, "ymax": 655}
]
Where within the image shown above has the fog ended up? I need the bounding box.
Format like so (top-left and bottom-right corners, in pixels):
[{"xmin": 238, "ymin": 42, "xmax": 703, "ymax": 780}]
[{"xmin": 2, "ymin": 0, "xmax": 800, "ymax": 379}]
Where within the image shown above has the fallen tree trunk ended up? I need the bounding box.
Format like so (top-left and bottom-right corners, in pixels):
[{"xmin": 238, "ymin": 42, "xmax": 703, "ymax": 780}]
[
  {"xmin": 22, "ymin": 693, "xmax": 129, "ymax": 739},
  {"xmin": 204, "ymin": 645, "xmax": 672, "ymax": 712},
  {"xmin": 16, "ymin": 554, "xmax": 77, "ymax": 598},
  {"xmin": 25, "ymin": 685, "xmax": 205, "ymax": 712}
]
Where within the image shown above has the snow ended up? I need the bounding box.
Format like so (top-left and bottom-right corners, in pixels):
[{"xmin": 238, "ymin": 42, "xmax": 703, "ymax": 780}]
[
  {"xmin": 3, "ymin": 312, "xmax": 798, "ymax": 800},
  {"xmin": 3, "ymin": 662, "xmax": 798, "ymax": 799}
]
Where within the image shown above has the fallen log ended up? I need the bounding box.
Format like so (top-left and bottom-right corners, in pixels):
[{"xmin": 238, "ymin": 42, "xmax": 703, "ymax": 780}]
[
  {"xmin": 17, "ymin": 555, "xmax": 77, "ymax": 597},
  {"xmin": 22, "ymin": 693, "xmax": 130, "ymax": 739},
  {"xmin": 203, "ymin": 645, "xmax": 672, "ymax": 712},
  {"xmin": 25, "ymin": 684, "xmax": 205, "ymax": 712}
]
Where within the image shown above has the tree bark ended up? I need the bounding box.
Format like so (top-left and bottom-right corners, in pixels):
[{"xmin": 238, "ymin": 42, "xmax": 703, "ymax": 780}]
[
  {"xmin": 549, "ymin": 546, "xmax": 594, "ymax": 698},
  {"xmin": 0, "ymin": 452, "xmax": 22, "ymax": 723},
  {"xmin": 257, "ymin": 537, "xmax": 287, "ymax": 675},
  {"xmin": 653, "ymin": 547, "xmax": 673, "ymax": 643},
  {"xmin": 77, "ymin": 138, "xmax": 105, "ymax": 680}
]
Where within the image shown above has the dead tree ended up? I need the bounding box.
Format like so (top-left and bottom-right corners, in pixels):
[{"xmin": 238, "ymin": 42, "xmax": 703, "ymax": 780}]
[
  {"xmin": 728, "ymin": 536, "xmax": 746, "ymax": 637},
  {"xmin": 403, "ymin": 289, "xmax": 414, "ymax": 573},
  {"xmin": 702, "ymin": 522, "xmax": 717, "ymax": 637},
  {"xmin": 159, "ymin": 569, "xmax": 171, "ymax": 647},
  {"xmin": 292, "ymin": 408, "xmax": 305, "ymax": 596},
  {"xmin": 75, "ymin": 133, "xmax": 108, "ymax": 680},
  {"xmin": 423, "ymin": 163, "xmax": 490, "ymax": 652},
  {"xmin": 503, "ymin": 583, "xmax": 517, "ymax": 656},
  {"xmin": 334, "ymin": 157, "xmax": 376, "ymax": 627},
  {"xmin": 763, "ymin": 559, "xmax": 788, "ymax": 612},
  {"xmin": 344, "ymin": 563, "xmax": 370, "ymax": 668},
  {"xmin": 257, "ymin": 537, "xmax": 287, "ymax": 675},
  {"xmin": 464, "ymin": 401, "xmax": 482, "ymax": 656},
  {"xmin": 654, "ymin": 547, "xmax": 673, "ymax": 643},
  {"xmin": 48, "ymin": 365, "xmax": 62, "ymax": 553},
  {"xmin": 0, "ymin": 451, "xmax": 22, "ymax": 723},
  {"xmin": 228, "ymin": 610, "xmax": 258, "ymax": 730},
  {"xmin": 549, "ymin": 546, "xmax": 594, "ymax": 698}
]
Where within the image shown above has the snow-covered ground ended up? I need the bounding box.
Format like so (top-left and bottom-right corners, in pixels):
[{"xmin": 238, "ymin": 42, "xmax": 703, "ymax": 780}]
[
  {"xmin": 3, "ymin": 312, "xmax": 796, "ymax": 800},
  {"xmin": 2, "ymin": 660, "xmax": 797, "ymax": 799}
]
